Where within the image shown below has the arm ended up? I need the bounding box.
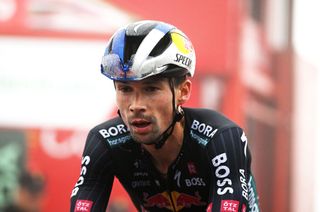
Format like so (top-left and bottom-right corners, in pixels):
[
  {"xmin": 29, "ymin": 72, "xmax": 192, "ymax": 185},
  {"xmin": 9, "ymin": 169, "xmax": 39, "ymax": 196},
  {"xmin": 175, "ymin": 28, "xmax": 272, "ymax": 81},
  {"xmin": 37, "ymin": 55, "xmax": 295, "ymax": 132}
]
[
  {"xmin": 70, "ymin": 130, "xmax": 114, "ymax": 212},
  {"xmin": 206, "ymin": 127, "xmax": 260, "ymax": 212}
]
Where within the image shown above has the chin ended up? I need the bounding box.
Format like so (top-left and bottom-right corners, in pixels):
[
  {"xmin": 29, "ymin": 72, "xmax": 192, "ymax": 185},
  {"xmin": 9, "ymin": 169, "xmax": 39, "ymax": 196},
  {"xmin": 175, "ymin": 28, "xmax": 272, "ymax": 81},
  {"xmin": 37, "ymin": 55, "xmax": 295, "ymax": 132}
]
[{"xmin": 131, "ymin": 135, "xmax": 155, "ymax": 145}]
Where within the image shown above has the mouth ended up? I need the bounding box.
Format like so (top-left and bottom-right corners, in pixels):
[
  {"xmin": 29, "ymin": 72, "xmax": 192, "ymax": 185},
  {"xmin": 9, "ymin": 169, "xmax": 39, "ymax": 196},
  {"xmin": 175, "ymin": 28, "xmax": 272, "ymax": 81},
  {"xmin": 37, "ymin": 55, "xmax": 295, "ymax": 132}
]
[
  {"xmin": 130, "ymin": 118, "xmax": 152, "ymax": 134},
  {"xmin": 131, "ymin": 119, "xmax": 151, "ymax": 127}
]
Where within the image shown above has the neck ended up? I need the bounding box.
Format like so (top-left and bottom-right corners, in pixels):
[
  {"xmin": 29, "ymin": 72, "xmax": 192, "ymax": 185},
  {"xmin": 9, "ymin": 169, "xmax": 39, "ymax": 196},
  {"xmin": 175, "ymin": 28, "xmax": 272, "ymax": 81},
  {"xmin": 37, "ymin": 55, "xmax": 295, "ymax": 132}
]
[{"xmin": 142, "ymin": 119, "xmax": 184, "ymax": 175}]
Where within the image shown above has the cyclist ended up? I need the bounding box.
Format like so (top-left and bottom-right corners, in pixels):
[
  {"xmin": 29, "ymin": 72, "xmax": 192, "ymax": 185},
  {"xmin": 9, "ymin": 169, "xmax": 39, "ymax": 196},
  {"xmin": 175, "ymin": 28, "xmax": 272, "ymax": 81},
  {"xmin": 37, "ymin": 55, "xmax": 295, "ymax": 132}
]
[{"xmin": 70, "ymin": 20, "xmax": 260, "ymax": 212}]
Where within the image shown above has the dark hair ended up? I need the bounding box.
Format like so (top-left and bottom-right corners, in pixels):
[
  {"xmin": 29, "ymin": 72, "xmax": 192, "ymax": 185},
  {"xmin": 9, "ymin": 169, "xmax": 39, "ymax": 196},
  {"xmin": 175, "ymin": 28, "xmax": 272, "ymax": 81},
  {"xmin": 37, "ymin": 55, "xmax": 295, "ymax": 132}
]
[{"xmin": 172, "ymin": 75, "xmax": 187, "ymax": 88}]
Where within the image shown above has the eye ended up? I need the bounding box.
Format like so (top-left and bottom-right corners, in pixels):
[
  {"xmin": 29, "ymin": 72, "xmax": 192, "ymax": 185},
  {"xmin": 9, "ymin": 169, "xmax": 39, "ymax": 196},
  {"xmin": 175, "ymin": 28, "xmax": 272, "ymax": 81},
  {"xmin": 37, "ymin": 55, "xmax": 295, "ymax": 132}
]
[
  {"xmin": 145, "ymin": 86, "xmax": 159, "ymax": 92},
  {"xmin": 117, "ymin": 85, "xmax": 132, "ymax": 93}
]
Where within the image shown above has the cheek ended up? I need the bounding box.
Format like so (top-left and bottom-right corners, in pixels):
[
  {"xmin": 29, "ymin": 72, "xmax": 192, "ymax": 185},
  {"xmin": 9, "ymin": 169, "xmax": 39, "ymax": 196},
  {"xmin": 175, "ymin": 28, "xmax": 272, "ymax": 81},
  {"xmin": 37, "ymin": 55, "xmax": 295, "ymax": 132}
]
[
  {"xmin": 116, "ymin": 94, "xmax": 128, "ymax": 119},
  {"xmin": 154, "ymin": 95, "xmax": 173, "ymax": 122},
  {"xmin": 116, "ymin": 94, "xmax": 123, "ymax": 108},
  {"xmin": 158, "ymin": 98, "xmax": 171, "ymax": 112},
  {"xmin": 116, "ymin": 92, "xmax": 129, "ymax": 108}
]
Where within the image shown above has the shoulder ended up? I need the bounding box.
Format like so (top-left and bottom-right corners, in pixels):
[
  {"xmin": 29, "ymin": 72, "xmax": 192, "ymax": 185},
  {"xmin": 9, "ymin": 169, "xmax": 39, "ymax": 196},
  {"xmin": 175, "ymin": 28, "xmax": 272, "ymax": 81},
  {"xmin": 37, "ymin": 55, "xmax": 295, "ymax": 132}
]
[
  {"xmin": 183, "ymin": 107, "xmax": 241, "ymax": 143},
  {"xmin": 184, "ymin": 108, "xmax": 239, "ymax": 135},
  {"xmin": 184, "ymin": 107, "xmax": 238, "ymax": 128},
  {"xmin": 89, "ymin": 116, "xmax": 132, "ymax": 147}
]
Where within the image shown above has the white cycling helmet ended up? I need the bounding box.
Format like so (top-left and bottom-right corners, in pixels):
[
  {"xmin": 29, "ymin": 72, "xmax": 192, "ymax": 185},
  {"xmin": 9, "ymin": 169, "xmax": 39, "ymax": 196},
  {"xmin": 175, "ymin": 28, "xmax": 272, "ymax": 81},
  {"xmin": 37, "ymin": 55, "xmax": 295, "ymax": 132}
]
[{"xmin": 101, "ymin": 20, "xmax": 195, "ymax": 81}]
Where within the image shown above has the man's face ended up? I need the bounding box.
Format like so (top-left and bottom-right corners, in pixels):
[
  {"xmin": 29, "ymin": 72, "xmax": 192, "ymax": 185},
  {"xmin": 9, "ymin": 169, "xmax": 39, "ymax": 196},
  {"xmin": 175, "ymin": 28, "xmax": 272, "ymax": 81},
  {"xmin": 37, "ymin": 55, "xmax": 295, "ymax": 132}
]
[{"xmin": 115, "ymin": 77, "xmax": 174, "ymax": 145}]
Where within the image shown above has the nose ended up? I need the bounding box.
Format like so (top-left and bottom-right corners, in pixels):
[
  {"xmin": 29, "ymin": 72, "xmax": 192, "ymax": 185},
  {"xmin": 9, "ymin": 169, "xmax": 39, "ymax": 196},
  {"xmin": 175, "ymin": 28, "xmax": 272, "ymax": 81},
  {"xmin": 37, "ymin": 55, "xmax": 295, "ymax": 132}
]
[{"xmin": 129, "ymin": 92, "xmax": 147, "ymax": 113}]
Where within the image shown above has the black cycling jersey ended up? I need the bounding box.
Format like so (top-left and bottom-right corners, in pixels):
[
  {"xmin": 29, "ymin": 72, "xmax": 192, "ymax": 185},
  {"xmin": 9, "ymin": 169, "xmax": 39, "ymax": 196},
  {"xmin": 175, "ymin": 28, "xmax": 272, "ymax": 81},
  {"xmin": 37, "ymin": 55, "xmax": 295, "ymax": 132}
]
[{"xmin": 70, "ymin": 108, "xmax": 260, "ymax": 212}]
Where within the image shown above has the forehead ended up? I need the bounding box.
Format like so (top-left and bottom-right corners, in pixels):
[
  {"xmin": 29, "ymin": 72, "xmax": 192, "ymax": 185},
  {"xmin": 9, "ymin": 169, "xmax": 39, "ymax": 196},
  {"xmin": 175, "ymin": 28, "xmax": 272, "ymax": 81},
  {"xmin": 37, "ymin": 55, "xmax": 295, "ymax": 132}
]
[{"xmin": 115, "ymin": 77, "xmax": 168, "ymax": 86}]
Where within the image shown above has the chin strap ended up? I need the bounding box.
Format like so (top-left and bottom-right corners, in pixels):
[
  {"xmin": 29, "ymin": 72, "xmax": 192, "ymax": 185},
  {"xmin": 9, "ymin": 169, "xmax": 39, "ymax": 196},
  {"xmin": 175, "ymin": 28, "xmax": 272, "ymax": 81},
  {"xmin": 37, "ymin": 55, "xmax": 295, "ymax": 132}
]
[
  {"xmin": 153, "ymin": 106, "xmax": 184, "ymax": 149},
  {"xmin": 152, "ymin": 78, "xmax": 183, "ymax": 149}
]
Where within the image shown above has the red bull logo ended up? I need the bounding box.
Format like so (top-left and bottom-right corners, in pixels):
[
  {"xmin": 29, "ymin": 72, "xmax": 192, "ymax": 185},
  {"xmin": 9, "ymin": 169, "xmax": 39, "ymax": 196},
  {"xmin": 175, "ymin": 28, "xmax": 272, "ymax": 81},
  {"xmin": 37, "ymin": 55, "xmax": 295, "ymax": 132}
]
[
  {"xmin": 143, "ymin": 191, "xmax": 206, "ymax": 211},
  {"xmin": 143, "ymin": 192, "xmax": 171, "ymax": 209},
  {"xmin": 173, "ymin": 191, "xmax": 206, "ymax": 210}
]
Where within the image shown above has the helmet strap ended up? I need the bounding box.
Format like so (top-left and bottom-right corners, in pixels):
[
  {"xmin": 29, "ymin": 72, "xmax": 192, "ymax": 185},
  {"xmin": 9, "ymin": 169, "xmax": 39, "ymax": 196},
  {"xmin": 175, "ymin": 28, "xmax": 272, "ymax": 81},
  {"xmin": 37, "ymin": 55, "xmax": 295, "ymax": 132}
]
[
  {"xmin": 153, "ymin": 78, "xmax": 183, "ymax": 149},
  {"xmin": 153, "ymin": 105, "xmax": 183, "ymax": 149}
]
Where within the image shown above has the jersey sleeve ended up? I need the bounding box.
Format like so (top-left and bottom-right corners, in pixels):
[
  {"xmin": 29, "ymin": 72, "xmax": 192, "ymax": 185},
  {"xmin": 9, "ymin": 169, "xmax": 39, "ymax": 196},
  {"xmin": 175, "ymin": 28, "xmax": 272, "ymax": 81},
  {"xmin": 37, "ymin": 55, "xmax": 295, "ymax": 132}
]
[
  {"xmin": 206, "ymin": 127, "xmax": 260, "ymax": 212},
  {"xmin": 70, "ymin": 130, "xmax": 115, "ymax": 212}
]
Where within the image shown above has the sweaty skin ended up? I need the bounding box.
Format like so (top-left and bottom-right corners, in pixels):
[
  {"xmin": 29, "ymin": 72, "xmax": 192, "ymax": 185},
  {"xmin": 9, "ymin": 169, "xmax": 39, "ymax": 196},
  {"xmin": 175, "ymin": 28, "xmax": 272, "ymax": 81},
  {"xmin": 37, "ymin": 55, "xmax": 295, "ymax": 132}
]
[{"xmin": 115, "ymin": 77, "xmax": 191, "ymax": 174}]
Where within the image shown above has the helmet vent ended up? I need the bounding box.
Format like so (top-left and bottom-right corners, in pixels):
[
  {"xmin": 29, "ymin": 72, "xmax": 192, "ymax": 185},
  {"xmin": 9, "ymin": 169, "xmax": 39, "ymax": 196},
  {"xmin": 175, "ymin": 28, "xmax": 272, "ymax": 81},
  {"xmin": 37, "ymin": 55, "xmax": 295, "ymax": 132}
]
[
  {"xmin": 124, "ymin": 35, "xmax": 144, "ymax": 63},
  {"xmin": 149, "ymin": 33, "xmax": 171, "ymax": 57}
]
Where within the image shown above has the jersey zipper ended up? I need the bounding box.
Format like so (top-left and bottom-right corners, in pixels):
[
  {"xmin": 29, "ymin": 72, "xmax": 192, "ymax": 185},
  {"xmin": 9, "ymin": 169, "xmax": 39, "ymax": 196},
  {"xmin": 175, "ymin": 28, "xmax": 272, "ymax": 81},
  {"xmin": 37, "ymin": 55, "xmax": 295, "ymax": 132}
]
[
  {"xmin": 166, "ymin": 189, "xmax": 177, "ymax": 212},
  {"xmin": 166, "ymin": 162, "xmax": 178, "ymax": 212},
  {"xmin": 141, "ymin": 145, "xmax": 184, "ymax": 212},
  {"xmin": 166, "ymin": 150, "xmax": 184, "ymax": 212}
]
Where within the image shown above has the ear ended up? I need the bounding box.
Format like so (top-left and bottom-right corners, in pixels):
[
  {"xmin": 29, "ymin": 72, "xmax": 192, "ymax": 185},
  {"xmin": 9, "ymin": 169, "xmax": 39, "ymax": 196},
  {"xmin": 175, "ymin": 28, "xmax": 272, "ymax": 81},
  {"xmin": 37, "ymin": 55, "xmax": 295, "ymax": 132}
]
[{"xmin": 177, "ymin": 79, "xmax": 192, "ymax": 105}]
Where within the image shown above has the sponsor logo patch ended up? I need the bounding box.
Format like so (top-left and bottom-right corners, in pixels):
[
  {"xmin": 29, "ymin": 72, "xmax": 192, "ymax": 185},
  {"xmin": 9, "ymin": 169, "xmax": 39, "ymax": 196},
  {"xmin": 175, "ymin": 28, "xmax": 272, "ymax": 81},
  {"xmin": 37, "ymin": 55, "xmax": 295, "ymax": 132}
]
[
  {"xmin": 71, "ymin": 156, "xmax": 90, "ymax": 197},
  {"xmin": 74, "ymin": 200, "xmax": 93, "ymax": 212},
  {"xmin": 191, "ymin": 120, "xmax": 218, "ymax": 138},
  {"xmin": 185, "ymin": 177, "xmax": 206, "ymax": 187},
  {"xmin": 98, "ymin": 124, "xmax": 128, "ymax": 138},
  {"xmin": 187, "ymin": 161, "xmax": 197, "ymax": 175},
  {"xmin": 171, "ymin": 32, "xmax": 193, "ymax": 54},
  {"xmin": 220, "ymin": 200, "xmax": 239, "ymax": 212},
  {"xmin": 242, "ymin": 204, "xmax": 247, "ymax": 212},
  {"xmin": 212, "ymin": 153, "xmax": 233, "ymax": 195}
]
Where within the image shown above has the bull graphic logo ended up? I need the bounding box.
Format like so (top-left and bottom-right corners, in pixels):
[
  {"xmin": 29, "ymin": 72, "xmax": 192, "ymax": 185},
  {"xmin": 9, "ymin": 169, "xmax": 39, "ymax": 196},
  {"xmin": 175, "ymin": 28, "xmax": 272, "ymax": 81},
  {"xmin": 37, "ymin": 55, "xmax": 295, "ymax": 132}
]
[
  {"xmin": 143, "ymin": 191, "xmax": 206, "ymax": 211},
  {"xmin": 143, "ymin": 192, "xmax": 172, "ymax": 210}
]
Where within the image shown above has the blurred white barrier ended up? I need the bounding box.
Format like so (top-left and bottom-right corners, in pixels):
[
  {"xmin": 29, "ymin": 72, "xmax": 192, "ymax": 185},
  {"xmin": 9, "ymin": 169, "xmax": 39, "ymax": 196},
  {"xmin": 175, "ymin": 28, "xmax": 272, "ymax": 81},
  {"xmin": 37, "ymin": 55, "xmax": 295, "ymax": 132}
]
[{"xmin": 0, "ymin": 37, "xmax": 116, "ymax": 129}]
